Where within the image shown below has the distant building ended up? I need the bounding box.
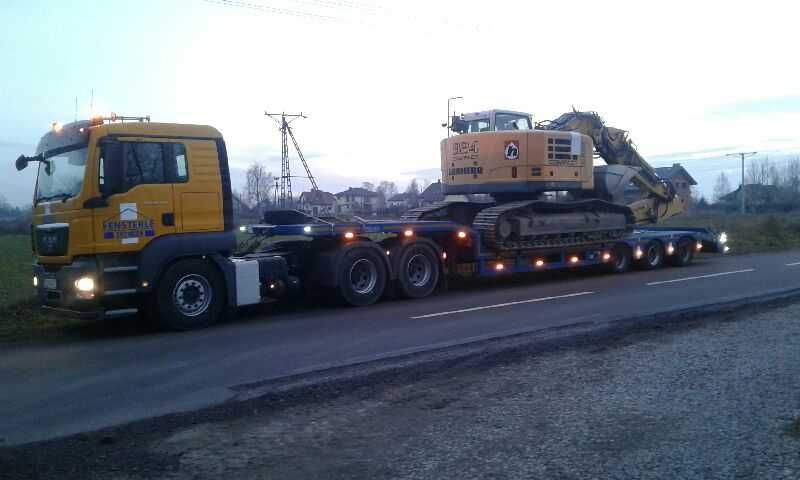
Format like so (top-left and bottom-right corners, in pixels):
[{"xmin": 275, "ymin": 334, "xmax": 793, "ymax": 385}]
[
  {"xmin": 654, "ymin": 164, "xmax": 697, "ymax": 201},
  {"xmin": 624, "ymin": 163, "xmax": 697, "ymax": 202},
  {"xmin": 335, "ymin": 187, "xmax": 383, "ymax": 215},
  {"xmin": 719, "ymin": 184, "xmax": 783, "ymax": 212},
  {"xmin": 420, "ymin": 180, "xmax": 445, "ymax": 206},
  {"xmin": 387, "ymin": 192, "xmax": 413, "ymax": 210},
  {"xmin": 299, "ymin": 190, "xmax": 336, "ymax": 216}
]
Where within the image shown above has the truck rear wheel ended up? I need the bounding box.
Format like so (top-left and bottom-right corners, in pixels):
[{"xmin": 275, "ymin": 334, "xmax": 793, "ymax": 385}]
[
  {"xmin": 667, "ymin": 237, "xmax": 694, "ymax": 267},
  {"xmin": 156, "ymin": 258, "xmax": 225, "ymax": 331},
  {"xmin": 606, "ymin": 244, "xmax": 632, "ymax": 274},
  {"xmin": 396, "ymin": 243, "xmax": 440, "ymax": 299},
  {"xmin": 636, "ymin": 241, "xmax": 664, "ymax": 270},
  {"xmin": 337, "ymin": 248, "xmax": 387, "ymax": 306}
]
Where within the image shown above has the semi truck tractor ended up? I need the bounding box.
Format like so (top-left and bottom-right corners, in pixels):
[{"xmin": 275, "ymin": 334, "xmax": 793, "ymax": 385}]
[{"xmin": 15, "ymin": 113, "xmax": 726, "ymax": 330}]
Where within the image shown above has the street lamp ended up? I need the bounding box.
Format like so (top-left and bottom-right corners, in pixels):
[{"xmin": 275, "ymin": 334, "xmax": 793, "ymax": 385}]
[{"xmin": 445, "ymin": 96, "xmax": 463, "ymax": 137}]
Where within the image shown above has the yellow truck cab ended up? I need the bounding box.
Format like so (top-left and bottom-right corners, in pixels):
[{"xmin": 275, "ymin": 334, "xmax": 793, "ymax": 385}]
[{"xmin": 18, "ymin": 116, "xmax": 287, "ymax": 329}]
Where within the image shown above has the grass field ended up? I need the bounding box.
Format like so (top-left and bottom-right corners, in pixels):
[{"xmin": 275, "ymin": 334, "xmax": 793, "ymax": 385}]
[{"xmin": 1, "ymin": 213, "xmax": 799, "ymax": 341}]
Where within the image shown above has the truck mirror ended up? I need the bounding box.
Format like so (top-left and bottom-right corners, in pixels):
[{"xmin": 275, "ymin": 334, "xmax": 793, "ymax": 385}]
[
  {"xmin": 451, "ymin": 116, "xmax": 468, "ymax": 134},
  {"xmin": 15, "ymin": 155, "xmax": 28, "ymax": 171},
  {"xmin": 100, "ymin": 139, "xmax": 124, "ymax": 196}
]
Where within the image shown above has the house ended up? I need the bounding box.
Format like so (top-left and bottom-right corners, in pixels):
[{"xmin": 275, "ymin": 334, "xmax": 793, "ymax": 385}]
[
  {"xmin": 299, "ymin": 190, "xmax": 337, "ymax": 216},
  {"xmin": 624, "ymin": 163, "xmax": 697, "ymax": 202},
  {"xmin": 335, "ymin": 187, "xmax": 383, "ymax": 215},
  {"xmin": 654, "ymin": 164, "xmax": 697, "ymax": 201},
  {"xmin": 718, "ymin": 184, "xmax": 785, "ymax": 212},
  {"xmin": 420, "ymin": 180, "xmax": 445, "ymax": 206},
  {"xmin": 387, "ymin": 193, "xmax": 413, "ymax": 211}
]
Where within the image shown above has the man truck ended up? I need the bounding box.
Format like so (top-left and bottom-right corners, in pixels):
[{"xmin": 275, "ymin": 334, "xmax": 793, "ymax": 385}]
[{"xmin": 15, "ymin": 113, "xmax": 726, "ymax": 330}]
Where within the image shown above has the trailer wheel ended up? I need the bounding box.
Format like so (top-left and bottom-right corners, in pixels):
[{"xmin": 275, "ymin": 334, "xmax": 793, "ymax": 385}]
[
  {"xmin": 606, "ymin": 244, "xmax": 632, "ymax": 274},
  {"xmin": 667, "ymin": 237, "xmax": 694, "ymax": 267},
  {"xmin": 337, "ymin": 248, "xmax": 387, "ymax": 306},
  {"xmin": 156, "ymin": 258, "xmax": 225, "ymax": 331},
  {"xmin": 396, "ymin": 243, "xmax": 440, "ymax": 299},
  {"xmin": 637, "ymin": 241, "xmax": 664, "ymax": 270}
]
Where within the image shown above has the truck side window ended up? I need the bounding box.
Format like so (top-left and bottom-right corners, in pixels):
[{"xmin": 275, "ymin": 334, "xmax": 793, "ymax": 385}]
[
  {"xmin": 173, "ymin": 144, "xmax": 188, "ymax": 182},
  {"xmin": 123, "ymin": 142, "xmax": 165, "ymax": 188}
]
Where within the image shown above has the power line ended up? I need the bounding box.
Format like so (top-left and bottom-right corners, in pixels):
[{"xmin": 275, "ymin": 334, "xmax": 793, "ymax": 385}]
[{"xmin": 266, "ymin": 111, "xmax": 318, "ymax": 208}]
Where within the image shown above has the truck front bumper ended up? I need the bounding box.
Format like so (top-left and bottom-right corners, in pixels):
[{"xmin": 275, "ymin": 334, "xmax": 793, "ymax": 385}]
[{"xmin": 33, "ymin": 258, "xmax": 138, "ymax": 320}]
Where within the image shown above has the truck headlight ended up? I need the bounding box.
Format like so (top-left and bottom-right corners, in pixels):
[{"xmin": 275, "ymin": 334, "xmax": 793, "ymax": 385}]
[{"xmin": 75, "ymin": 276, "xmax": 95, "ymax": 292}]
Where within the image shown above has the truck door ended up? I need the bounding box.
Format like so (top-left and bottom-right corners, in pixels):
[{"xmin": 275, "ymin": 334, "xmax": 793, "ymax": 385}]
[{"xmin": 93, "ymin": 140, "xmax": 177, "ymax": 255}]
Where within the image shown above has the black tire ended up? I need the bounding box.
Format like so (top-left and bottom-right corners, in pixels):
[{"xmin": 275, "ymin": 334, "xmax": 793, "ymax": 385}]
[
  {"xmin": 605, "ymin": 244, "xmax": 632, "ymax": 274},
  {"xmin": 396, "ymin": 243, "xmax": 440, "ymax": 299},
  {"xmin": 336, "ymin": 248, "xmax": 387, "ymax": 306},
  {"xmin": 636, "ymin": 241, "xmax": 665, "ymax": 270},
  {"xmin": 156, "ymin": 258, "xmax": 225, "ymax": 331},
  {"xmin": 667, "ymin": 237, "xmax": 694, "ymax": 267}
]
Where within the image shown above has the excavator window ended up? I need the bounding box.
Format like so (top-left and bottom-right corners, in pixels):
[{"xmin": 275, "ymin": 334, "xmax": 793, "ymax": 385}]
[{"xmin": 494, "ymin": 113, "xmax": 531, "ymax": 131}]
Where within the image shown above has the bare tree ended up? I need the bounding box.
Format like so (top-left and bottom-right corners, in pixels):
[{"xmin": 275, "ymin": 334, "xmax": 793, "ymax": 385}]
[
  {"xmin": 361, "ymin": 182, "xmax": 375, "ymax": 192},
  {"xmin": 746, "ymin": 157, "xmax": 771, "ymax": 185},
  {"xmin": 713, "ymin": 171, "xmax": 732, "ymax": 203},
  {"xmin": 376, "ymin": 181, "xmax": 398, "ymax": 200},
  {"xmin": 245, "ymin": 162, "xmax": 273, "ymax": 212},
  {"xmin": 785, "ymin": 157, "xmax": 800, "ymax": 195}
]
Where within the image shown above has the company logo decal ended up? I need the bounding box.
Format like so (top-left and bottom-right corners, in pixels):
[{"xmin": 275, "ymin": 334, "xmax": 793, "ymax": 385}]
[
  {"xmin": 103, "ymin": 203, "xmax": 154, "ymax": 244},
  {"xmin": 504, "ymin": 141, "xmax": 519, "ymax": 160}
]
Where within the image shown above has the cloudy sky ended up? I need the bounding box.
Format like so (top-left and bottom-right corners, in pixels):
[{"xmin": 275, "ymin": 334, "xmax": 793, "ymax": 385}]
[{"xmin": 2, "ymin": 0, "xmax": 799, "ymax": 205}]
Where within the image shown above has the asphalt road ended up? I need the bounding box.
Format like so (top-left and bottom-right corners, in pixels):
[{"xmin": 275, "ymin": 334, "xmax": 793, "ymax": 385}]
[{"xmin": 2, "ymin": 249, "xmax": 800, "ymax": 446}]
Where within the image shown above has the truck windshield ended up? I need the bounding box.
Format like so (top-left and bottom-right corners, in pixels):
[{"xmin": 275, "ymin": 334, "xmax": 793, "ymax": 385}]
[{"xmin": 35, "ymin": 145, "xmax": 89, "ymax": 203}]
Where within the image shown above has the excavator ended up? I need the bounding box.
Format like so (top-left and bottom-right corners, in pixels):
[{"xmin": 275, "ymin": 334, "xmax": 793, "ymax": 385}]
[{"xmin": 404, "ymin": 109, "xmax": 688, "ymax": 251}]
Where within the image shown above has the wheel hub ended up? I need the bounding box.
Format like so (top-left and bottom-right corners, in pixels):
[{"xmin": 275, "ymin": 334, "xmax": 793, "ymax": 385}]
[{"xmin": 173, "ymin": 274, "xmax": 212, "ymax": 317}]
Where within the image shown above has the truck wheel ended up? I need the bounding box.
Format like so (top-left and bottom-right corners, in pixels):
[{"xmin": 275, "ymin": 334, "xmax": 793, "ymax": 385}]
[
  {"xmin": 667, "ymin": 237, "xmax": 694, "ymax": 267},
  {"xmin": 637, "ymin": 241, "xmax": 664, "ymax": 270},
  {"xmin": 606, "ymin": 244, "xmax": 632, "ymax": 274},
  {"xmin": 337, "ymin": 248, "xmax": 387, "ymax": 306},
  {"xmin": 156, "ymin": 258, "xmax": 225, "ymax": 330},
  {"xmin": 396, "ymin": 243, "xmax": 440, "ymax": 299}
]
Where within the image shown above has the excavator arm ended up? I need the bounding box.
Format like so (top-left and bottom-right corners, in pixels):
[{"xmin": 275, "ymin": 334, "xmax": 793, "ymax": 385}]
[{"xmin": 540, "ymin": 110, "xmax": 687, "ymax": 225}]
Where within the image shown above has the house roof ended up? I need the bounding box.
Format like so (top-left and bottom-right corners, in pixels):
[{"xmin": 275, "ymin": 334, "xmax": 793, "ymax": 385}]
[
  {"xmin": 719, "ymin": 184, "xmax": 780, "ymax": 202},
  {"xmin": 654, "ymin": 164, "xmax": 697, "ymax": 185},
  {"xmin": 388, "ymin": 193, "xmax": 411, "ymax": 202},
  {"xmin": 299, "ymin": 190, "xmax": 336, "ymax": 205},
  {"xmin": 335, "ymin": 187, "xmax": 380, "ymax": 197},
  {"xmin": 421, "ymin": 181, "xmax": 444, "ymax": 201}
]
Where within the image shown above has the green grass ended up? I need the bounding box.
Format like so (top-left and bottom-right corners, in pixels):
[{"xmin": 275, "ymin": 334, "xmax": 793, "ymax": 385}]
[
  {"xmin": 0, "ymin": 234, "xmax": 95, "ymax": 342},
  {"xmin": 662, "ymin": 213, "xmax": 800, "ymax": 254}
]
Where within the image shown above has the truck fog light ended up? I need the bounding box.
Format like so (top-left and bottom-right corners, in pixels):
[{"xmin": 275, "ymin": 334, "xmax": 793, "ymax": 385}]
[
  {"xmin": 33, "ymin": 276, "xmax": 38, "ymax": 287},
  {"xmin": 75, "ymin": 276, "xmax": 95, "ymax": 293}
]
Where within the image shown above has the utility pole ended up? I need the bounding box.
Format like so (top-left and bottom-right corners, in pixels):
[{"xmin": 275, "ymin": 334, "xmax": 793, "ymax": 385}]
[
  {"xmin": 726, "ymin": 152, "xmax": 757, "ymax": 214},
  {"xmin": 265, "ymin": 111, "xmax": 319, "ymax": 209}
]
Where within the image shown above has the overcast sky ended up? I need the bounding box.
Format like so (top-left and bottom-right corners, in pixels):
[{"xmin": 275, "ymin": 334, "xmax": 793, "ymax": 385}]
[{"xmin": 2, "ymin": 0, "xmax": 799, "ymax": 205}]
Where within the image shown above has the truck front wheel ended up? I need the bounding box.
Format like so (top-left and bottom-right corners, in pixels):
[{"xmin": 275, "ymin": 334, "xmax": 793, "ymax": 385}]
[
  {"xmin": 156, "ymin": 258, "xmax": 225, "ymax": 330},
  {"xmin": 337, "ymin": 248, "xmax": 387, "ymax": 306}
]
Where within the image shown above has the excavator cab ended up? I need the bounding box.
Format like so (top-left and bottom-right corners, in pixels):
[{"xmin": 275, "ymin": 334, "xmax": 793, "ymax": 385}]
[{"xmin": 451, "ymin": 109, "xmax": 533, "ymax": 134}]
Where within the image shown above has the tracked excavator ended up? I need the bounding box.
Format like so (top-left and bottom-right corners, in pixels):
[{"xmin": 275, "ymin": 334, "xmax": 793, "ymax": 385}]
[{"xmin": 403, "ymin": 109, "xmax": 688, "ymax": 251}]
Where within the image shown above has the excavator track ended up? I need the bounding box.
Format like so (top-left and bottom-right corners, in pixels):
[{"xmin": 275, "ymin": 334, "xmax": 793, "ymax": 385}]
[
  {"xmin": 472, "ymin": 199, "xmax": 632, "ymax": 251},
  {"xmin": 404, "ymin": 200, "xmax": 632, "ymax": 252}
]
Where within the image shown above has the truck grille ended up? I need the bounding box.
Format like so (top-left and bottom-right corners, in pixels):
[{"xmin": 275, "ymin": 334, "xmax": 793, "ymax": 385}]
[{"xmin": 35, "ymin": 226, "xmax": 69, "ymax": 256}]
